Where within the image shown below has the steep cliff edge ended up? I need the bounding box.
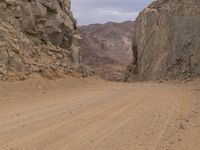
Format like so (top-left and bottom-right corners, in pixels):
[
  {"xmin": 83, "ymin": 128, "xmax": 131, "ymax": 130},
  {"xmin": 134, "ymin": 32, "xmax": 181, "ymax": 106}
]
[
  {"xmin": 0, "ymin": 0, "xmax": 82, "ymax": 81},
  {"xmin": 80, "ymin": 21, "xmax": 134, "ymax": 81},
  {"xmin": 125, "ymin": 0, "xmax": 200, "ymax": 81}
]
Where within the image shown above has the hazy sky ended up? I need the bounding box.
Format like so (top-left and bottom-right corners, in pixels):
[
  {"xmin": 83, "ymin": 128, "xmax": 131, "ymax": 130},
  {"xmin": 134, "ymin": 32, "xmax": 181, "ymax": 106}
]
[{"xmin": 71, "ymin": 0, "xmax": 154, "ymax": 25}]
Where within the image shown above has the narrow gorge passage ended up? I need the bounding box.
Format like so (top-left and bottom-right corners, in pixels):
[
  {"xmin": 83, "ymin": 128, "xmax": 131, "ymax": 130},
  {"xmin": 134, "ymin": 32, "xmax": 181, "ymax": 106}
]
[
  {"xmin": 0, "ymin": 0, "xmax": 199, "ymax": 150},
  {"xmin": 0, "ymin": 77, "xmax": 199, "ymax": 150}
]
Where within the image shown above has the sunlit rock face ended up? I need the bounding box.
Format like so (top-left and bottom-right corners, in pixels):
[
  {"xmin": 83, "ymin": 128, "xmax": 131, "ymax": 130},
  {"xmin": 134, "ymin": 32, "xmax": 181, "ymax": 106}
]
[
  {"xmin": 125, "ymin": 0, "xmax": 200, "ymax": 81},
  {"xmin": 0, "ymin": 0, "xmax": 81, "ymax": 80}
]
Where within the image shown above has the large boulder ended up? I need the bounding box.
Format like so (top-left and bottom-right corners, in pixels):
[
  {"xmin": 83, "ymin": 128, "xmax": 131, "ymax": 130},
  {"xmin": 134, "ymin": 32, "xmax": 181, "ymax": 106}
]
[
  {"xmin": 0, "ymin": 0, "xmax": 81, "ymax": 80},
  {"xmin": 125, "ymin": 0, "xmax": 200, "ymax": 81}
]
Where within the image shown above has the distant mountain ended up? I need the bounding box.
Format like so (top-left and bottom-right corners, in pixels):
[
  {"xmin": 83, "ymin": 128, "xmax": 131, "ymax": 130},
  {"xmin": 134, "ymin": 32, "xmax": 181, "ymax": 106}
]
[{"xmin": 80, "ymin": 21, "xmax": 135, "ymax": 81}]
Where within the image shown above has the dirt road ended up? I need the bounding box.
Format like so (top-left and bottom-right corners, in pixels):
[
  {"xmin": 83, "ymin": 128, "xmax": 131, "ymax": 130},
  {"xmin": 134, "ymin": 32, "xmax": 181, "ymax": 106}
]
[{"xmin": 0, "ymin": 76, "xmax": 200, "ymax": 150}]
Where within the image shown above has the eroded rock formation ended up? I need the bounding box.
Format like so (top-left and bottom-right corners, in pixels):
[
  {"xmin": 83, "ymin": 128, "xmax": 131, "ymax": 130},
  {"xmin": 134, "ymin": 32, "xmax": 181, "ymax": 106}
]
[
  {"xmin": 80, "ymin": 21, "xmax": 135, "ymax": 81},
  {"xmin": 0, "ymin": 0, "xmax": 82, "ymax": 80},
  {"xmin": 125, "ymin": 0, "xmax": 200, "ymax": 81}
]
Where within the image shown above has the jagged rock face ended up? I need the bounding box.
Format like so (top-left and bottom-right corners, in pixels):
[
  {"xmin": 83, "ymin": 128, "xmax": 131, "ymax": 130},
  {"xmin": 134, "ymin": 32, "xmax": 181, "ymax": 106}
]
[
  {"xmin": 0, "ymin": 0, "xmax": 81, "ymax": 80},
  {"xmin": 80, "ymin": 21, "xmax": 134, "ymax": 81},
  {"xmin": 125, "ymin": 0, "xmax": 200, "ymax": 81}
]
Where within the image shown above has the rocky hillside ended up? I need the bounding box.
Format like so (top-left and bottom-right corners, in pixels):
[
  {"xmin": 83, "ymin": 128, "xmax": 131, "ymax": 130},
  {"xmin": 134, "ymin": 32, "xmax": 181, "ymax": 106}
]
[
  {"xmin": 0, "ymin": 0, "xmax": 83, "ymax": 81},
  {"xmin": 80, "ymin": 21, "xmax": 135, "ymax": 81},
  {"xmin": 125, "ymin": 0, "xmax": 200, "ymax": 81}
]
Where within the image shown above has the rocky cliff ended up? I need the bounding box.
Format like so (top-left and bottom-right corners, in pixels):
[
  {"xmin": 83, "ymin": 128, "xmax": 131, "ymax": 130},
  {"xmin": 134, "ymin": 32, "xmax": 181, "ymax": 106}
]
[
  {"xmin": 125, "ymin": 0, "xmax": 200, "ymax": 81},
  {"xmin": 80, "ymin": 21, "xmax": 135, "ymax": 81},
  {"xmin": 0, "ymin": 0, "xmax": 82, "ymax": 81}
]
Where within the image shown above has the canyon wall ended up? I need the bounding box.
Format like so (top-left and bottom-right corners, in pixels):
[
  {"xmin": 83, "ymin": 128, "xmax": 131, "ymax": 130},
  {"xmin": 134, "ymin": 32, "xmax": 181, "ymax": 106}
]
[
  {"xmin": 125, "ymin": 0, "xmax": 200, "ymax": 81},
  {"xmin": 0, "ymin": 0, "xmax": 82, "ymax": 80}
]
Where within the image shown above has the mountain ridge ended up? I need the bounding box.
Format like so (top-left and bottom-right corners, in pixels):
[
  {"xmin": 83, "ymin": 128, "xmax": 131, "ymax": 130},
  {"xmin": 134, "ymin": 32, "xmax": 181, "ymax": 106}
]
[{"xmin": 80, "ymin": 21, "xmax": 135, "ymax": 81}]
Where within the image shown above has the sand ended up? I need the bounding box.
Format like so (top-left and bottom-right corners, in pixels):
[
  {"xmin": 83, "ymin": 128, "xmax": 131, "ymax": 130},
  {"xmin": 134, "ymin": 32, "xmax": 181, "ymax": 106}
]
[{"xmin": 0, "ymin": 76, "xmax": 200, "ymax": 150}]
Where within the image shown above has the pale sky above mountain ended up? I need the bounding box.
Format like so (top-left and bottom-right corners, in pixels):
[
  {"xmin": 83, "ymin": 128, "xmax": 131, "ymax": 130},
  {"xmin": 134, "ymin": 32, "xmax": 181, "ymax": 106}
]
[{"xmin": 71, "ymin": 0, "xmax": 154, "ymax": 25}]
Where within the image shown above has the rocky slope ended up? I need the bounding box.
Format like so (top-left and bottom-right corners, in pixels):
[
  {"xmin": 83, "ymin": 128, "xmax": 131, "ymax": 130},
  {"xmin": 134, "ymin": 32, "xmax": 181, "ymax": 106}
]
[
  {"xmin": 80, "ymin": 21, "xmax": 135, "ymax": 81},
  {"xmin": 125, "ymin": 0, "xmax": 200, "ymax": 81},
  {"xmin": 0, "ymin": 0, "xmax": 83, "ymax": 81}
]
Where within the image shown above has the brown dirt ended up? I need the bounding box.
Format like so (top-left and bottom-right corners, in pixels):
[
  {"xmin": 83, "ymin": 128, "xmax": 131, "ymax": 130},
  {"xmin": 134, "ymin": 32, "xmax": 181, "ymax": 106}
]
[{"xmin": 0, "ymin": 76, "xmax": 200, "ymax": 150}]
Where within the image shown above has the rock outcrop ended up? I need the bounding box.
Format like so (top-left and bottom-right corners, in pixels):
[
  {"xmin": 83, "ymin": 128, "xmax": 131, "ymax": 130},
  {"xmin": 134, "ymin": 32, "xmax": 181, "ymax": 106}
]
[
  {"xmin": 0, "ymin": 0, "xmax": 82, "ymax": 80},
  {"xmin": 80, "ymin": 21, "xmax": 135, "ymax": 81},
  {"xmin": 125, "ymin": 0, "xmax": 200, "ymax": 81}
]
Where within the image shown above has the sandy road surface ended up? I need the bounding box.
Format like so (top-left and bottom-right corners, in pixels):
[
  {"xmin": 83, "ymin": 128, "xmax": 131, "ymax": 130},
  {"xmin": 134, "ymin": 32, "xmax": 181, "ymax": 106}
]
[{"xmin": 0, "ymin": 76, "xmax": 200, "ymax": 150}]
